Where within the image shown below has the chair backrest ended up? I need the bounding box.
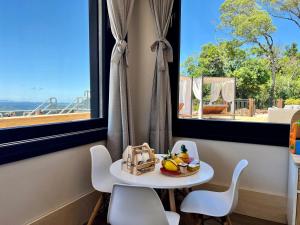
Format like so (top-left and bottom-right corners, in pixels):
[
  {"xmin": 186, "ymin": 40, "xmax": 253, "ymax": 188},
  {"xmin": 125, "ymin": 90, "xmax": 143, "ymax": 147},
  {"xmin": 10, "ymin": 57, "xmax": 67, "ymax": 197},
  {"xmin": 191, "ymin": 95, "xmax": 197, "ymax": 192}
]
[
  {"xmin": 226, "ymin": 159, "xmax": 248, "ymax": 214},
  {"xmin": 108, "ymin": 184, "xmax": 170, "ymax": 225},
  {"xmin": 171, "ymin": 140, "xmax": 199, "ymax": 160},
  {"xmin": 90, "ymin": 145, "xmax": 112, "ymax": 191}
]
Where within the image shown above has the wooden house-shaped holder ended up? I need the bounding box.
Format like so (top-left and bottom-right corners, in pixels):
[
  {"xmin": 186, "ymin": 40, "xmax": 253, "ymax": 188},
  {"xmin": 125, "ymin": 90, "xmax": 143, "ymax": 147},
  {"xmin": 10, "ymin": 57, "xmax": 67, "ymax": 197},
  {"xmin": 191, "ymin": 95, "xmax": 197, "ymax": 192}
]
[{"xmin": 122, "ymin": 143, "xmax": 156, "ymax": 175}]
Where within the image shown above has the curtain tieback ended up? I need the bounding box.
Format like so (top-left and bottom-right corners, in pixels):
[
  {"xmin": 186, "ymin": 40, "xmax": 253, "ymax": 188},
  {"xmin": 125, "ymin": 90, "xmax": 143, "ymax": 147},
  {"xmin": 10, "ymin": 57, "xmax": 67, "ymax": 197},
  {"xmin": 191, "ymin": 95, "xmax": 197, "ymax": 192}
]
[
  {"xmin": 151, "ymin": 38, "xmax": 173, "ymax": 71},
  {"xmin": 112, "ymin": 39, "xmax": 128, "ymax": 66}
]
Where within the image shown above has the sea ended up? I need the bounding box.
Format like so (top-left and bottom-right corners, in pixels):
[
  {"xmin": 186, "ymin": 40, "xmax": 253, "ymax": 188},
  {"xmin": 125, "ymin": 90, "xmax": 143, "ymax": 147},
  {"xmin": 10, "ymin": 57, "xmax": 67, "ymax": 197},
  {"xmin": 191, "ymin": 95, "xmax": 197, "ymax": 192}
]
[{"xmin": 0, "ymin": 101, "xmax": 69, "ymax": 112}]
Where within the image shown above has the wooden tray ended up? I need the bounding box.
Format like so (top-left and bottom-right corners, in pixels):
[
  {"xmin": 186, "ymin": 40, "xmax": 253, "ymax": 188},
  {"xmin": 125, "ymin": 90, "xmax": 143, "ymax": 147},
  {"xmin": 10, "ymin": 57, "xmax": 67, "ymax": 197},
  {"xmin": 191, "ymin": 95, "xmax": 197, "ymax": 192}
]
[{"xmin": 160, "ymin": 167, "xmax": 200, "ymax": 177}]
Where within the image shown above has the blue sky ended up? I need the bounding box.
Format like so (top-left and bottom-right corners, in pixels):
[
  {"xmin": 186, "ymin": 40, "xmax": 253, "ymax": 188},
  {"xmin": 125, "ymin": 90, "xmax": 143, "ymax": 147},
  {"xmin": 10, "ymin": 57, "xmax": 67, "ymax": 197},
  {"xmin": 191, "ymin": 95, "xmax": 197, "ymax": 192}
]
[
  {"xmin": 0, "ymin": 0, "xmax": 90, "ymax": 102},
  {"xmin": 0, "ymin": 0, "xmax": 299, "ymax": 102},
  {"xmin": 180, "ymin": 0, "xmax": 300, "ymax": 64}
]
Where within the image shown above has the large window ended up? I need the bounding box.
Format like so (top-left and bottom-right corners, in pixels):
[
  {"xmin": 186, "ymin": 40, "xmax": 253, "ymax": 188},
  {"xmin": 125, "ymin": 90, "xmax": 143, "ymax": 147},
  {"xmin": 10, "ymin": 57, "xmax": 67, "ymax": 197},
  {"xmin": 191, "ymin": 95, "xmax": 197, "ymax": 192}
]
[
  {"xmin": 169, "ymin": 0, "xmax": 291, "ymax": 146},
  {"xmin": 178, "ymin": 0, "xmax": 300, "ymax": 125},
  {"xmin": 0, "ymin": 0, "xmax": 94, "ymax": 128},
  {"xmin": 0, "ymin": 0, "xmax": 111, "ymax": 164}
]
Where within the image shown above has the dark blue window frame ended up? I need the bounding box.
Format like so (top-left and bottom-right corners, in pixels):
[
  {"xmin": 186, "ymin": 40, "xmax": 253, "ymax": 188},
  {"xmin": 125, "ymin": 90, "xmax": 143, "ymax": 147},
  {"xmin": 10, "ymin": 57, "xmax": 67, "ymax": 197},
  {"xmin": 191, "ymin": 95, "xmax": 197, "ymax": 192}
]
[{"xmin": 0, "ymin": 0, "xmax": 114, "ymax": 165}]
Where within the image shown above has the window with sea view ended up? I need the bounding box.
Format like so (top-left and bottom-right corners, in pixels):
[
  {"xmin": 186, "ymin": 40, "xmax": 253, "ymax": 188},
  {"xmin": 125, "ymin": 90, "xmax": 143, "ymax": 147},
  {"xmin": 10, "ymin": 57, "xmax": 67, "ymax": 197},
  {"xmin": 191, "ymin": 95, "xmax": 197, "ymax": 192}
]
[
  {"xmin": 179, "ymin": 0, "xmax": 300, "ymax": 124},
  {"xmin": 0, "ymin": 0, "xmax": 92, "ymax": 129}
]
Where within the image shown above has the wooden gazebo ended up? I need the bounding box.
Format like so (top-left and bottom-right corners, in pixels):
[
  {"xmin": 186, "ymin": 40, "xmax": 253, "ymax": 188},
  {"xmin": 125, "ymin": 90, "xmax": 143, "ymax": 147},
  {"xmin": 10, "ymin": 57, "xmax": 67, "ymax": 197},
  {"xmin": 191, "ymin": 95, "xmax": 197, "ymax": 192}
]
[{"xmin": 195, "ymin": 76, "xmax": 236, "ymax": 119}]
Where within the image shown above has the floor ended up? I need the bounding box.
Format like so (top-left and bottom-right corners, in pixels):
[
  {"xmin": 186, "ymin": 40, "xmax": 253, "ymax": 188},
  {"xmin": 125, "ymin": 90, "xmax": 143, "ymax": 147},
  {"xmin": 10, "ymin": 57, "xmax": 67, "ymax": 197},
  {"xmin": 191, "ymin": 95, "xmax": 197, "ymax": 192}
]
[
  {"xmin": 91, "ymin": 212, "xmax": 285, "ymax": 225},
  {"xmin": 87, "ymin": 193, "xmax": 285, "ymax": 225}
]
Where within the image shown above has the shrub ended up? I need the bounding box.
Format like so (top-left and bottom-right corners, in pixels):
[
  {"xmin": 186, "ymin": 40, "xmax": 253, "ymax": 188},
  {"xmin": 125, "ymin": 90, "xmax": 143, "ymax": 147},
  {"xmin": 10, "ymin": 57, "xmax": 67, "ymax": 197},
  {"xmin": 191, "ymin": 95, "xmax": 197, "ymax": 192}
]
[{"xmin": 285, "ymin": 98, "xmax": 300, "ymax": 105}]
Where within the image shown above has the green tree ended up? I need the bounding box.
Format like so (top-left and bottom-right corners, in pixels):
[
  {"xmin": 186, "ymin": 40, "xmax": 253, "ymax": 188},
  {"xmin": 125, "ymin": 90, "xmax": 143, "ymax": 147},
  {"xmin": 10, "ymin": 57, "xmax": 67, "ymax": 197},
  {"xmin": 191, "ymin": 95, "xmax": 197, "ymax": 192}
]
[
  {"xmin": 285, "ymin": 42, "xmax": 299, "ymax": 57},
  {"xmin": 181, "ymin": 55, "xmax": 201, "ymax": 78},
  {"xmin": 182, "ymin": 40, "xmax": 246, "ymax": 78},
  {"xmin": 182, "ymin": 41, "xmax": 271, "ymax": 102},
  {"xmin": 220, "ymin": 0, "xmax": 278, "ymax": 106},
  {"xmin": 262, "ymin": 0, "xmax": 300, "ymax": 29},
  {"xmin": 233, "ymin": 58, "xmax": 270, "ymax": 99},
  {"xmin": 198, "ymin": 43, "xmax": 225, "ymax": 76},
  {"xmin": 219, "ymin": 40, "xmax": 247, "ymax": 75},
  {"xmin": 276, "ymin": 45, "xmax": 300, "ymax": 99}
]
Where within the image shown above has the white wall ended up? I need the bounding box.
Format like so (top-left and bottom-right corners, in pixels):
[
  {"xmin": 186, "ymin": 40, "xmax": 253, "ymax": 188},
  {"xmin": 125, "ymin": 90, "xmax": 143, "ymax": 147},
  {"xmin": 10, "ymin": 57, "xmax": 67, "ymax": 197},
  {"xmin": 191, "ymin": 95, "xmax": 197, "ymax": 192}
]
[
  {"xmin": 128, "ymin": 0, "xmax": 289, "ymax": 197},
  {"xmin": 174, "ymin": 137, "xmax": 288, "ymax": 196},
  {"xmin": 0, "ymin": 141, "xmax": 104, "ymax": 225}
]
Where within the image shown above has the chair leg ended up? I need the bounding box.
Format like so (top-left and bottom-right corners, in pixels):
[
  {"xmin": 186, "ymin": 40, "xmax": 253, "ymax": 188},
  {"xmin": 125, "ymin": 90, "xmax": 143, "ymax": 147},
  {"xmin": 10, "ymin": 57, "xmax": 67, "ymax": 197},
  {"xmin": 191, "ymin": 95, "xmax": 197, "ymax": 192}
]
[
  {"xmin": 183, "ymin": 187, "xmax": 193, "ymax": 195},
  {"xmin": 168, "ymin": 189, "xmax": 177, "ymax": 212},
  {"xmin": 221, "ymin": 216, "xmax": 228, "ymax": 225},
  {"xmin": 200, "ymin": 214, "xmax": 205, "ymax": 225},
  {"xmin": 87, "ymin": 193, "xmax": 103, "ymax": 225},
  {"xmin": 227, "ymin": 215, "xmax": 232, "ymax": 225},
  {"xmin": 184, "ymin": 188, "xmax": 189, "ymax": 194}
]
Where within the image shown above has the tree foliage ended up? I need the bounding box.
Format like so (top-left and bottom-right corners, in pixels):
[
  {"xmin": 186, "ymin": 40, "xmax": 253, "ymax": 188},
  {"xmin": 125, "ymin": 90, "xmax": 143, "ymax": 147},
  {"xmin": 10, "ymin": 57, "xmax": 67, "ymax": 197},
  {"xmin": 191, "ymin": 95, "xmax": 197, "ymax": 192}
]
[
  {"xmin": 262, "ymin": 0, "xmax": 300, "ymax": 28},
  {"xmin": 285, "ymin": 42, "xmax": 300, "ymax": 57},
  {"xmin": 182, "ymin": 41, "xmax": 300, "ymax": 104},
  {"xmin": 233, "ymin": 58, "xmax": 270, "ymax": 98},
  {"xmin": 220, "ymin": 0, "xmax": 279, "ymax": 106},
  {"xmin": 182, "ymin": 40, "xmax": 246, "ymax": 78},
  {"xmin": 276, "ymin": 43, "xmax": 300, "ymax": 99}
]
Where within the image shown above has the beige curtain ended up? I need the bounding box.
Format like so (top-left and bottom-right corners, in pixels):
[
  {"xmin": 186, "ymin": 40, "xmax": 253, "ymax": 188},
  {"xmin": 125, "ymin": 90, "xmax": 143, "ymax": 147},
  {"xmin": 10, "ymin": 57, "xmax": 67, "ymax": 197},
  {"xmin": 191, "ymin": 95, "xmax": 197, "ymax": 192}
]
[
  {"xmin": 106, "ymin": 0, "xmax": 135, "ymax": 161},
  {"xmin": 149, "ymin": 0, "xmax": 174, "ymax": 153}
]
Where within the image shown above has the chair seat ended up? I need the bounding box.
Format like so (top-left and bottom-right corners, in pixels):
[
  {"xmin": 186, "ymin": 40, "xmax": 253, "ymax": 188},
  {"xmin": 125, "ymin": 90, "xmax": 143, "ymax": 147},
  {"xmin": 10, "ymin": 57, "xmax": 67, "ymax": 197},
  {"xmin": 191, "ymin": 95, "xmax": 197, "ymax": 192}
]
[
  {"xmin": 165, "ymin": 211, "xmax": 180, "ymax": 225},
  {"xmin": 93, "ymin": 175, "xmax": 119, "ymax": 193},
  {"xmin": 180, "ymin": 190, "xmax": 231, "ymax": 217}
]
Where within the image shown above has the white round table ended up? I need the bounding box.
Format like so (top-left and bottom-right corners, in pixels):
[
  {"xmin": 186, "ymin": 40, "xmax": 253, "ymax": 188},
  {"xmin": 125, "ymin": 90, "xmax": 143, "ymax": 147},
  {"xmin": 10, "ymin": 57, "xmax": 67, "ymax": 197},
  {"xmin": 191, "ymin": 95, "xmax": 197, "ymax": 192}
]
[{"xmin": 110, "ymin": 154, "xmax": 214, "ymax": 211}]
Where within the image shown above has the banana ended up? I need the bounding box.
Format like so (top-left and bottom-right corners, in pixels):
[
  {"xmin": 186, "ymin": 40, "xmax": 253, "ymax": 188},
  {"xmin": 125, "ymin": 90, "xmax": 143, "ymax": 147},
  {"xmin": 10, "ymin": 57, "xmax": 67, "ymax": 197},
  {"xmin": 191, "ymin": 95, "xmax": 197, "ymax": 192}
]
[{"xmin": 163, "ymin": 159, "xmax": 178, "ymax": 171}]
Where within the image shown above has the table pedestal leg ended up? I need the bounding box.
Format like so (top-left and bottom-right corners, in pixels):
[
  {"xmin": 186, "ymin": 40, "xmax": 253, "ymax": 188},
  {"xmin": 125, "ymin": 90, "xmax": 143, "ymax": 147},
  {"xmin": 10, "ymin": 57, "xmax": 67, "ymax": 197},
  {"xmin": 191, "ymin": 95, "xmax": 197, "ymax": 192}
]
[{"xmin": 168, "ymin": 189, "xmax": 176, "ymax": 212}]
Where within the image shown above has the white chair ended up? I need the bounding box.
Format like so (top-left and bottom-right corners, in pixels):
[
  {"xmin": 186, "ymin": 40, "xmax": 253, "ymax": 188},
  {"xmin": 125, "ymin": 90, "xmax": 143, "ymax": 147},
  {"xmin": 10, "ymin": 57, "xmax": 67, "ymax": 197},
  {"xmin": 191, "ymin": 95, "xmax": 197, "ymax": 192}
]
[
  {"xmin": 180, "ymin": 159, "xmax": 248, "ymax": 225},
  {"xmin": 172, "ymin": 140, "xmax": 199, "ymax": 160},
  {"xmin": 108, "ymin": 184, "xmax": 180, "ymax": 225},
  {"xmin": 87, "ymin": 145, "xmax": 118, "ymax": 225}
]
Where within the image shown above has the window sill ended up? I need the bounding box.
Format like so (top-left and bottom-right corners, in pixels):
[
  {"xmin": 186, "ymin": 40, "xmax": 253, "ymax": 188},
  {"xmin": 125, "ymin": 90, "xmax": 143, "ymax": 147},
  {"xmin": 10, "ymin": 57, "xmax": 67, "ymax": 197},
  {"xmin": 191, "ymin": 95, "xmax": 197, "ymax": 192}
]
[
  {"xmin": 173, "ymin": 118, "xmax": 290, "ymax": 147},
  {"xmin": 0, "ymin": 118, "xmax": 107, "ymax": 165}
]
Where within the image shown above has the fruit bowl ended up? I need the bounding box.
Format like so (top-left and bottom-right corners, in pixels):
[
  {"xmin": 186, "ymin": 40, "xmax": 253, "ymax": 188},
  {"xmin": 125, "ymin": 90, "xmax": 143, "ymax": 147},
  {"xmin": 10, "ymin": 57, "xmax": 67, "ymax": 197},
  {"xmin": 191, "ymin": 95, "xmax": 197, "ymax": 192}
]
[
  {"xmin": 160, "ymin": 166, "xmax": 200, "ymax": 177},
  {"xmin": 160, "ymin": 144, "xmax": 200, "ymax": 177},
  {"xmin": 160, "ymin": 156, "xmax": 200, "ymax": 177}
]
